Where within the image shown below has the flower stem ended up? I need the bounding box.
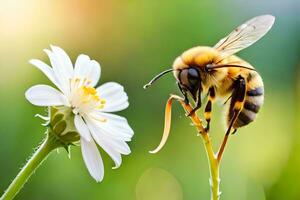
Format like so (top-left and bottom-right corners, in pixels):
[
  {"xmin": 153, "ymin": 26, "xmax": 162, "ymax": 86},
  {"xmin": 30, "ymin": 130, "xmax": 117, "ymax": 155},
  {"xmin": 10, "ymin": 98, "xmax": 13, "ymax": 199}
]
[
  {"xmin": 171, "ymin": 95, "xmax": 221, "ymax": 200},
  {"xmin": 1, "ymin": 134, "xmax": 61, "ymax": 200},
  {"xmin": 202, "ymin": 134, "xmax": 220, "ymax": 200}
]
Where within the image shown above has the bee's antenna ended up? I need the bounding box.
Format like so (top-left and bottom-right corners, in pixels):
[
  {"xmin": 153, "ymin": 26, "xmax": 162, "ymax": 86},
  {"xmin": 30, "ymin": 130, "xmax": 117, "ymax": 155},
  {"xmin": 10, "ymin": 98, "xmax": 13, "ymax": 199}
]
[
  {"xmin": 143, "ymin": 69, "xmax": 174, "ymax": 89},
  {"xmin": 207, "ymin": 64, "xmax": 256, "ymax": 71}
]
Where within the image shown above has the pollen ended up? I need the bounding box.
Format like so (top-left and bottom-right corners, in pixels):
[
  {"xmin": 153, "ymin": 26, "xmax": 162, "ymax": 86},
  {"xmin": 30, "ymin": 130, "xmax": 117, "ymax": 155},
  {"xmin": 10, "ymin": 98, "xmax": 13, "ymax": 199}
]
[
  {"xmin": 100, "ymin": 99, "xmax": 106, "ymax": 104},
  {"xmin": 78, "ymin": 86, "xmax": 100, "ymax": 103},
  {"xmin": 99, "ymin": 118, "xmax": 107, "ymax": 123},
  {"xmin": 82, "ymin": 86, "xmax": 97, "ymax": 96},
  {"xmin": 98, "ymin": 105, "xmax": 105, "ymax": 109},
  {"xmin": 69, "ymin": 77, "xmax": 106, "ymax": 114}
]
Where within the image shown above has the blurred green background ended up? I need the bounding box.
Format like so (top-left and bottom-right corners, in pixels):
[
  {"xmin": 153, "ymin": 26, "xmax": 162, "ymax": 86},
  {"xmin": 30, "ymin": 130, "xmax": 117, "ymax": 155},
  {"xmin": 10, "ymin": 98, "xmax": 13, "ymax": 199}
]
[{"xmin": 0, "ymin": 0, "xmax": 299, "ymax": 199}]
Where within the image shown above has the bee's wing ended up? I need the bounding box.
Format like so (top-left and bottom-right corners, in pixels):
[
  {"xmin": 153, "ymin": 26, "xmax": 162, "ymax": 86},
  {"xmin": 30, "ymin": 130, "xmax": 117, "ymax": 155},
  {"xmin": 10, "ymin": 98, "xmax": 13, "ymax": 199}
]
[{"xmin": 214, "ymin": 15, "xmax": 275, "ymax": 59}]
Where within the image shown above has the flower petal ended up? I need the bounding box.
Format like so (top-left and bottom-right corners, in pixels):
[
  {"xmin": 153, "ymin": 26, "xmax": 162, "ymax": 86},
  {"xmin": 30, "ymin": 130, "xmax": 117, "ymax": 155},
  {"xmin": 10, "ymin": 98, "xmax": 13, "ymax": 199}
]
[
  {"xmin": 74, "ymin": 54, "xmax": 101, "ymax": 87},
  {"xmin": 29, "ymin": 59, "xmax": 63, "ymax": 91},
  {"xmin": 102, "ymin": 113, "xmax": 134, "ymax": 136},
  {"xmin": 85, "ymin": 118, "xmax": 125, "ymax": 168},
  {"xmin": 96, "ymin": 82, "xmax": 129, "ymax": 112},
  {"xmin": 94, "ymin": 136, "xmax": 122, "ymax": 169},
  {"xmin": 90, "ymin": 112, "xmax": 134, "ymax": 141},
  {"xmin": 50, "ymin": 45, "xmax": 74, "ymax": 76},
  {"xmin": 103, "ymin": 137, "xmax": 131, "ymax": 155},
  {"xmin": 89, "ymin": 60, "xmax": 101, "ymax": 86},
  {"xmin": 81, "ymin": 138, "xmax": 104, "ymax": 182},
  {"xmin": 86, "ymin": 117, "xmax": 131, "ymax": 155},
  {"xmin": 44, "ymin": 46, "xmax": 73, "ymax": 95},
  {"xmin": 25, "ymin": 85, "xmax": 68, "ymax": 106},
  {"xmin": 74, "ymin": 115, "xmax": 92, "ymax": 141}
]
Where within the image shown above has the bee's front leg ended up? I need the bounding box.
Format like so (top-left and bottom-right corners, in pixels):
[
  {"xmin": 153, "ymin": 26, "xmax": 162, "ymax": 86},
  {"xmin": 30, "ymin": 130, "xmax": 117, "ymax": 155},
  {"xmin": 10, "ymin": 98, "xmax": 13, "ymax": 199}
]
[
  {"xmin": 177, "ymin": 82, "xmax": 189, "ymax": 104},
  {"xmin": 184, "ymin": 94, "xmax": 189, "ymax": 105},
  {"xmin": 187, "ymin": 86, "xmax": 202, "ymax": 117},
  {"xmin": 187, "ymin": 99, "xmax": 201, "ymax": 117}
]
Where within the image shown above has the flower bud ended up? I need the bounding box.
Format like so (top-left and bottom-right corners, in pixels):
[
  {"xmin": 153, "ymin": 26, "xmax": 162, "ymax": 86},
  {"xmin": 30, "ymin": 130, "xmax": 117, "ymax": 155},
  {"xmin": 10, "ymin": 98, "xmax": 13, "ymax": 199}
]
[{"xmin": 48, "ymin": 106, "xmax": 80, "ymax": 146}]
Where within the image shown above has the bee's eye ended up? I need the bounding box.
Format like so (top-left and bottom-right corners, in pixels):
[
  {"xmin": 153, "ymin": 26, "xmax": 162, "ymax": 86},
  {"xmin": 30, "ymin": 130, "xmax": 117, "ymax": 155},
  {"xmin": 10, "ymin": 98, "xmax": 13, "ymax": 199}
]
[
  {"xmin": 187, "ymin": 68, "xmax": 200, "ymax": 87},
  {"xmin": 177, "ymin": 67, "xmax": 201, "ymax": 100},
  {"xmin": 178, "ymin": 67, "xmax": 200, "ymax": 91}
]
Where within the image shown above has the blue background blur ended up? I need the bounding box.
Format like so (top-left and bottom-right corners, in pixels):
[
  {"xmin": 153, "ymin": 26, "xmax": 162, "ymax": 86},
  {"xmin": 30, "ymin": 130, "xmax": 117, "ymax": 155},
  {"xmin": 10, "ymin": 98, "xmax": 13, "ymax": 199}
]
[{"xmin": 0, "ymin": 0, "xmax": 299, "ymax": 199}]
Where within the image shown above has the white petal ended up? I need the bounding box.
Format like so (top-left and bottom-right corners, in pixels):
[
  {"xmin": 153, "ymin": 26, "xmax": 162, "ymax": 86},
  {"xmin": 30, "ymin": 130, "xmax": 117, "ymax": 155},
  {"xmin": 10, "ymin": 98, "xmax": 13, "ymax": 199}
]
[
  {"xmin": 89, "ymin": 60, "xmax": 101, "ymax": 86},
  {"xmin": 104, "ymin": 137, "xmax": 131, "ymax": 155},
  {"xmin": 86, "ymin": 117, "xmax": 131, "ymax": 155},
  {"xmin": 74, "ymin": 54, "xmax": 101, "ymax": 87},
  {"xmin": 74, "ymin": 54, "xmax": 90, "ymax": 77},
  {"xmin": 90, "ymin": 112, "xmax": 134, "ymax": 141},
  {"xmin": 103, "ymin": 113, "xmax": 134, "ymax": 136},
  {"xmin": 96, "ymin": 82, "xmax": 129, "ymax": 112},
  {"xmin": 50, "ymin": 45, "xmax": 74, "ymax": 76},
  {"xmin": 101, "ymin": 123, "xmax": 132, "ymax": 142},
  {"xmin": 29, "ymin": 59, "xmax": 63, "ymax": 91},
  {"xmin": 100, "ymin": 112, "xmax": 128, "ymax": 123},
  {"xmin": 25, "ymin": 85, "xmax": 68, "ymax": 106},
  {"xmin": 87, "ymin": 120, "xmax": 122, "ymax": 168},
  {"xmin": 44, "ymin": 46, "xmax": 73, "ymax": 95},
  {"xmin": 74, "ymin": 115, "xmax": 92, "ymax": 141},
  {"xmin": 95, "ymin": 137, "xmax": 122, "ymax": 169},
  {"xmin": 81, "ymin": 138, "xmax": 104, "ymax": 182}
]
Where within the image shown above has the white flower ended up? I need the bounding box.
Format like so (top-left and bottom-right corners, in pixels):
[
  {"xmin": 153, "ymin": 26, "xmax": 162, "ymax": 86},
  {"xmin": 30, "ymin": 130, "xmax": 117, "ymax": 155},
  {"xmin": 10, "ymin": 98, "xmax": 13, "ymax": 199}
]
[{"xmin": 25, "ymin": 45, "xmax": 134, "ymax": 182}]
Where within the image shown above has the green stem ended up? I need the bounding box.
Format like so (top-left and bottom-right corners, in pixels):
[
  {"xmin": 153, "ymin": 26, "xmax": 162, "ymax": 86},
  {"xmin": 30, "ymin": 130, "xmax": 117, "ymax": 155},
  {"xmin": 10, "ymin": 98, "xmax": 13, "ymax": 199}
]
[
  {"xmin": 169, "ymin": 96, "xmax": 225, "ymax": 199},
  {"xmin": 210, "ymin": 161, "xmax": 220, "ymax": 200},
  {"xmin": 202, "ymin": 133, "xmax": 220, "ymax": 200},
  {"xmin": 1, "ymin": 134, "xmax": 60, "ymax": 200},
  {"xmin": 173, "ymin": 96, "xmax": 221, "ymax": 200}
]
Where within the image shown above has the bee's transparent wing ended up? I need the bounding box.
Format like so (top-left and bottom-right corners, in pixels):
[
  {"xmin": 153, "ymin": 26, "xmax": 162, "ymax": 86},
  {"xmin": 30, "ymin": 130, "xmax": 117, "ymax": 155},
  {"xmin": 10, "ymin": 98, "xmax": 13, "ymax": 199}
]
[{"xmin": 214, "ymin": 15, "xmax": 275, "ymax": 59}]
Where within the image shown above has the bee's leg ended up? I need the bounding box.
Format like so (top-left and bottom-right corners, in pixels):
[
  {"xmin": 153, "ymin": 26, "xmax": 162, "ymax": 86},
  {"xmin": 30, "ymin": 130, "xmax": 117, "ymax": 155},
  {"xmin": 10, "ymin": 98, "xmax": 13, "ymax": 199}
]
[
  {"xmin": 204, "ymin": 87, "xmax": 216, "ymax": 132},
  {"xmin": 217, "ymin": 76, "xmax": 246, "ymax": 161},
  {"xmin": 187, "ymin": 98, "xmax": 201, "ymax": 116},
  {"xmin": 231, "ymin": 129, "xmax": 238, "ymax": 135},
  {"xmin": 225, "ymin": 76, "xmax": 246, "ymax": 135},
  {"xmin": 178, "ymin": 82, "xmax": 189, "ymax": 104},
  {"xmin": 187, "ymin": 82, "xmax": 202, "ymax": 116},
  {"xmin": 223, "ymin": 94, "xmax": 232, "ymax": 105}
]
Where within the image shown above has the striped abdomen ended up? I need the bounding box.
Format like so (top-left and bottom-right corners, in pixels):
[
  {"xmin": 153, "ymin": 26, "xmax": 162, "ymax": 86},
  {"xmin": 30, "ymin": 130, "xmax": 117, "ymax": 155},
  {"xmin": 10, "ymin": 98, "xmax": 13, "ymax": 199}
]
[{"xmin": 233, "ymin": 72, "xmax": 264, "ymax": 128}]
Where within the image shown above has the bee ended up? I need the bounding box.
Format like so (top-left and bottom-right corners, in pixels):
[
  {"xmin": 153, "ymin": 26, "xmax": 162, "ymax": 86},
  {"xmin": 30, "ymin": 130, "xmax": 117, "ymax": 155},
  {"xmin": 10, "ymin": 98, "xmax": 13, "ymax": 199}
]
[{"xmin": 144, "ymin": 15, "xmax": 275, "ymax": 135}]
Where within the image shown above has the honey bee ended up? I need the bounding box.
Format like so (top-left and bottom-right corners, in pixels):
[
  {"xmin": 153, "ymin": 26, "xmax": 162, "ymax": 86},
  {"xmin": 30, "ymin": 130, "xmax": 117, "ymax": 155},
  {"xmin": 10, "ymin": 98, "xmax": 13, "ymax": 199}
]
[{"xmin": 144, "ymin": 15, "xmax": 275, "ymax": 135}]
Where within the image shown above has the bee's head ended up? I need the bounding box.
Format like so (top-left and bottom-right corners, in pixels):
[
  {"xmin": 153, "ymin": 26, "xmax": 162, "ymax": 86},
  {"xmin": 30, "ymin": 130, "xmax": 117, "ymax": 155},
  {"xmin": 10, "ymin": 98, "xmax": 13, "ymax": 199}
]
[
  {"xmin": 175, "ymin": 67, "xmax": 202, "ymax": 101},
  {"xmin": 143, "ymin": 65, "xmax": 202, "ymax": 102}
]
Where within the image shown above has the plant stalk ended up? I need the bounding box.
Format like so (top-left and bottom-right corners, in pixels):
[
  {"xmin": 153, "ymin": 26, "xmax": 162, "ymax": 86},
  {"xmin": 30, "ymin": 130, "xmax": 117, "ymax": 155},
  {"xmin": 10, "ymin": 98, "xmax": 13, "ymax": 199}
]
[
  {"xmin": 1, "ymin": 134, "xmax": 60, "ymax": 200},
  {"xmin": 202, "ymin": 133, "xmax": 220, "ymax": 200},
  {"xmin": 173, "ymin": 95, "xmax": 222, "ymax": 200}
]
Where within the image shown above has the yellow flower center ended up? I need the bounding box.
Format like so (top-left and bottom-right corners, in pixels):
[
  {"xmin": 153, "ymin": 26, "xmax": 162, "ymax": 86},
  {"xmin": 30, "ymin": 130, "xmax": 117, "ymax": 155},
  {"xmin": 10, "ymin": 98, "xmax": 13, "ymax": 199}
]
[
  {"xmin": 79, "ymin": 86, "xmax": 106, "ymax": 109},
  {"xmin": 69, "ymin": 78, "xmax": 106, "ymax": 114},
  {"xmin": 82, "ymin": 86, "xmax": 99, "ymax": 102}
]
